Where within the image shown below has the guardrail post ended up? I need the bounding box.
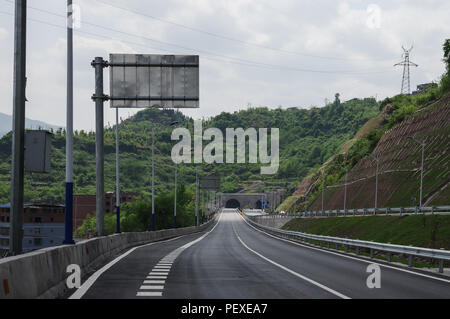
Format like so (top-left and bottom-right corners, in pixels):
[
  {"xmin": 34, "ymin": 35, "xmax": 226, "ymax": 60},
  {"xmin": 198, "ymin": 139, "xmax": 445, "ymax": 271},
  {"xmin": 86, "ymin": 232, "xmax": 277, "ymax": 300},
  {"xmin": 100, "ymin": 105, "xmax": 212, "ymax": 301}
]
[
  {"xmin": 363, "ymin": 208, "xmax": 366, "ymax": 216},
  {"xmin": 327, "ymin": 242, "xmax": 330, "ymax": 249},
  {"xmin": 355, "ymin": 246, "xmax": 360, "ymax": 255},
  {"xmin": 335, "ymin": 243, "xmax": 339, "ymax": 250},
  {"xmin": 432, "ymin": 206, "xmax": 435, "ymax": 215},
  {"xmin": 370, "ymin": 248, "xmax": 374, "ymax": 259},
  {"xmin": 400, "ymin": 207, "xmax": 404, "ymax": 216},
  {"xmin": 408, "ymin": 255, "xmax": 413, "ymax": 267},
  {"xmin": 387, "ymin": 243, "xmax": 391, "ymax": 262},
  {"xmin": 439, "ymin": 248, "xmax": 444, "ymax": 273}
]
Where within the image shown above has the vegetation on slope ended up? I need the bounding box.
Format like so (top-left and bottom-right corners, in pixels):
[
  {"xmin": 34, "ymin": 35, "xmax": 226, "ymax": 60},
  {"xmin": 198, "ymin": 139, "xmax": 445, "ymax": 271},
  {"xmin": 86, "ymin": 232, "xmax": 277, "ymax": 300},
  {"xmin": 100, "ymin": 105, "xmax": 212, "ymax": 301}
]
[
  {"xmin": 283, "ymin": 39, "xmax": 450, "ymax": 213},
  {"xmin": 0, "ymin": 96, "xmax": 379, "ymax": 204}
]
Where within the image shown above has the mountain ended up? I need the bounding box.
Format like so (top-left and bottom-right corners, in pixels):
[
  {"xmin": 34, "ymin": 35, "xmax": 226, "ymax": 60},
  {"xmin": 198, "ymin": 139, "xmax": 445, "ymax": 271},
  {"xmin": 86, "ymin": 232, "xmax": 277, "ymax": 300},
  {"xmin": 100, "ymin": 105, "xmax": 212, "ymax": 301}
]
[
  {"xmin": 0, "ymin": 112, "xmax": 63, "ymax": 138},
  {"xmin": 0, "ymin": 98, "xmax": 379, "ymax": 204}
]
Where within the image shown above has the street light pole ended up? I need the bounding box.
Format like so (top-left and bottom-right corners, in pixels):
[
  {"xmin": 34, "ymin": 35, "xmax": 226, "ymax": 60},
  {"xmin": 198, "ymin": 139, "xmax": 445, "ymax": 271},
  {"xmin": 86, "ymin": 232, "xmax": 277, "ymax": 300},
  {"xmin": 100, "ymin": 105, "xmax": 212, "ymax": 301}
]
[
  {"xmin": 367, "ymin": 153, "xmax": 380, "ymax": 212},
  {"xmin": 174, "ymin": 162, "xmax": 177, "ymax": 229},
  {"xmin": 115, "ymin": 107, "xmax": 120, "ymax": 233},
  {"xmin": 195, "ymin": 167, "xmax": 199, "ymax": 227},
  {"xmin": 408, "ymin": 137, "xmax": 426, "ymax": 210},
  {"xmin": 344, "ymin": 168, "xmax": 348, "ymax": 212},
  {"xmin": 64, "ymin": 0, "xmax": 75, "ymax": 244},
  {"xmin": 321, "ymin": 171, "xmax": 325, "ymax": 213},
  {"xmin": 152, "ymin": 127, "xmax": 155, "ymax": 231}
]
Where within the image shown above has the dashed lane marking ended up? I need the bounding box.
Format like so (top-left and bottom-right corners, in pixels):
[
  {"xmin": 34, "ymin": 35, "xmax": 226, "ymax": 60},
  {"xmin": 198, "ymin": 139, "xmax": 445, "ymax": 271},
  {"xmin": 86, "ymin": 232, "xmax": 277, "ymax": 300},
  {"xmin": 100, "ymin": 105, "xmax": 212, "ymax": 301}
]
[{"xmin": 135, "ymin": 212, "xmax": 223, "ymax": 298}]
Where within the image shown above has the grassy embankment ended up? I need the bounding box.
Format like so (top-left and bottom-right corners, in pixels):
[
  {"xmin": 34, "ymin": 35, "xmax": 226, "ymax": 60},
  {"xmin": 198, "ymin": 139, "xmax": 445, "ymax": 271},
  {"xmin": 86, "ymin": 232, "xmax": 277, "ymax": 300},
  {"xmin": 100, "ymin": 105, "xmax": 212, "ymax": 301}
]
[{"xmin": 282, "ymin": 214, "xmax": 450, "ymax": 268}]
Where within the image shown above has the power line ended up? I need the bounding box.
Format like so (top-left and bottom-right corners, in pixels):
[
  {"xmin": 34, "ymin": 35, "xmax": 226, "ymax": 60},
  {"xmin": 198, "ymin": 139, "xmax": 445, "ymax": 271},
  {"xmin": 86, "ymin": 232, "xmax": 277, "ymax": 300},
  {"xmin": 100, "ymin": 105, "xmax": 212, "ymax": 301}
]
[
  {"xmin": 93, "ymin": 0, "xmax": 392, "ymax": 62},
  {"xmin": 4, "ymin": 1, "xmax": 392, "ymax": 74},
  {"xmin": 0, "ymin": 6, "xmax": 393, "ymax": 75}
]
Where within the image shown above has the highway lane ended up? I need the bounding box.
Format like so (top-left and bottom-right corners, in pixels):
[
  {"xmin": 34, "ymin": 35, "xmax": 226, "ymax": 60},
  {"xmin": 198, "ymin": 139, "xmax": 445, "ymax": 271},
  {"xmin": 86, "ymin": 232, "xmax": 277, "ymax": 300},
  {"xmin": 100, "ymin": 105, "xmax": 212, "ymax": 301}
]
[{"xmin": 74, "ymin": 209, "xmax": 450, "ymax": 299}]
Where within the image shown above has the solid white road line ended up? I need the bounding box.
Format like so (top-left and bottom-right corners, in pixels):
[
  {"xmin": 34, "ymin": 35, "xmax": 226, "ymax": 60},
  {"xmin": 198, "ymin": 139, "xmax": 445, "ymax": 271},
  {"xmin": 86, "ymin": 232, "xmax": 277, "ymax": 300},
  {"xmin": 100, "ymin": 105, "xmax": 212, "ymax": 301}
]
[
  {"xmin": 233, "ymin": 225, "xmax": 351, "ymax": 299},
  {"xmin": 238, "ymin": 213, "xmax": 450, "ymax": 284},
  {"xmin": 136, "ymin": 292, "xmax": 162, "ymax": 297},
  {"xmin": 149, "ymin": 272, "xmax": 169, "ymax": 276},
  {"xmin": 147, "ymin": 276, "xmax": 167, "ymax": 279}
]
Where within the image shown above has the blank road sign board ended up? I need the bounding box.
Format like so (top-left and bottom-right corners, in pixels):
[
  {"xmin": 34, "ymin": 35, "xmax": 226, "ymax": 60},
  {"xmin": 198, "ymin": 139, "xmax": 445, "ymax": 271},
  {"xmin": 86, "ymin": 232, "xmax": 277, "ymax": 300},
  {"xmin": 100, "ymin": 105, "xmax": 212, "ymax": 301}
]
[
  {"xmin": 109, "ymin": 54, "xmax": 199, "ymax": 108},
  {"xmin": 200, "ymin": 175, "xmax": 220, "ymax": 190}
]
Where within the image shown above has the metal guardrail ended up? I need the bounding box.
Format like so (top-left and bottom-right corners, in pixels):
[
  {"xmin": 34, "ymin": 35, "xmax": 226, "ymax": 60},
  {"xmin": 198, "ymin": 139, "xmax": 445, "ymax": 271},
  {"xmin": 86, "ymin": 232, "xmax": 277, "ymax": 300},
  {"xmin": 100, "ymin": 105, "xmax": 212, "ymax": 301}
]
[
  {"xmin": 245, "ymin": 214, "xmax": 450, "ymax": 273},
  {"xmin": 277, "ymin": 205, "xmax": 450, "ymax": 218}
]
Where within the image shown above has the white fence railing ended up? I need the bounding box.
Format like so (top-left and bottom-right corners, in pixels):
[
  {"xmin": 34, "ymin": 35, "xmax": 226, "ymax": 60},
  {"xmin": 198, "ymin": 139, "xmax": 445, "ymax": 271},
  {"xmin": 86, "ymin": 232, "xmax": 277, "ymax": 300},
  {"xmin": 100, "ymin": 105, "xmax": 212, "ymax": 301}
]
[{"xmin": 245, "ymin": 214, "xmax": 450, "ymax": 273}]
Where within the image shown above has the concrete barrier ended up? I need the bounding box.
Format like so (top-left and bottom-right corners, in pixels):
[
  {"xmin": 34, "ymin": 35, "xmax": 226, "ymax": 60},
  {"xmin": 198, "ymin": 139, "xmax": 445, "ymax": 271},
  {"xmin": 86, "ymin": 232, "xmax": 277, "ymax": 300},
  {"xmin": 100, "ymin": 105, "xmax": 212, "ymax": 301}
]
[
  {"xmin": 0, "ymin": 217, "xmax": 216, "ymax": 299},
  {"xmin": 248, "ymin": 215, "xmax": 293, "ymax": 229}
]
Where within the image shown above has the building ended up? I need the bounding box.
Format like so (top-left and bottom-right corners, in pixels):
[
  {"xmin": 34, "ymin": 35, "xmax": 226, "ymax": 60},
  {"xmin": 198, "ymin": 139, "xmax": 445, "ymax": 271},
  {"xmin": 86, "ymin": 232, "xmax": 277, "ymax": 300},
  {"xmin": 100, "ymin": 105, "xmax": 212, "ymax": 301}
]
[
  {"xmin": 74, "ymin": 192, "xmax": 138, "ymax": 230},
  {"xmin": 411, "ymin": 82, "xmax": 438, "ymax": 95},
  {"xmin": 0, "ymin": 203, "xmax": 65, "ymax": 256},
  {"xmin": 0, "ymin": 193, "xmax": 138, "ymax": 256}
]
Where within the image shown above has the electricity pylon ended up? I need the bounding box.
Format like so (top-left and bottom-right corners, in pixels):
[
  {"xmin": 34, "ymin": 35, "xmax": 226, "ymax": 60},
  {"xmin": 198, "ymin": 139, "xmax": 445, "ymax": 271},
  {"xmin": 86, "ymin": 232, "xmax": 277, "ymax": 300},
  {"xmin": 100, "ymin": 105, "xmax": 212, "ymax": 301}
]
[{"xmin": 394, "ymin": 46, "xmax": 418, "ymax": 95}]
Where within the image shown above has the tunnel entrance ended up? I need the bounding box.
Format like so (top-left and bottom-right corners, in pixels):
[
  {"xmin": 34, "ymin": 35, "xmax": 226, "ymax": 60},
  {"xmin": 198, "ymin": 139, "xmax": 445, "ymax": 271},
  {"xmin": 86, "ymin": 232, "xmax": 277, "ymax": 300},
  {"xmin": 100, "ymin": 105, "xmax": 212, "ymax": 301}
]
[{"xmin": 225, "ymin": 199, "xmax": 241, "ymax": 208}]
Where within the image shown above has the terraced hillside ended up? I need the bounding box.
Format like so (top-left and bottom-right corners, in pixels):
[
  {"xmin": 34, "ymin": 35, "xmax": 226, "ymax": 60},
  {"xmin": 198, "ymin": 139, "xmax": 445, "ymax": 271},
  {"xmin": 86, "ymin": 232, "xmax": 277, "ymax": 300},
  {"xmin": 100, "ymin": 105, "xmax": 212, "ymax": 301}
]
[{"xmin": 308, "ymin": 94, "xmax": 450, "ymax": 211}]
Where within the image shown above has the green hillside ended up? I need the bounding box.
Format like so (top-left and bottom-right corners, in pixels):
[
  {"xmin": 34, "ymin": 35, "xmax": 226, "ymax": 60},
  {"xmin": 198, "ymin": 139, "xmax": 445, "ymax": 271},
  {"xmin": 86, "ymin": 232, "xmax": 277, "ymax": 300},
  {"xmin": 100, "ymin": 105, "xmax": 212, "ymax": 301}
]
[
  {"xmin": 0, "ymin": 97, "xmax": 379, "ymax": 204},
  {"xmin": 283, "ymin": 40, "xmax": 450, "ymax": 213}
]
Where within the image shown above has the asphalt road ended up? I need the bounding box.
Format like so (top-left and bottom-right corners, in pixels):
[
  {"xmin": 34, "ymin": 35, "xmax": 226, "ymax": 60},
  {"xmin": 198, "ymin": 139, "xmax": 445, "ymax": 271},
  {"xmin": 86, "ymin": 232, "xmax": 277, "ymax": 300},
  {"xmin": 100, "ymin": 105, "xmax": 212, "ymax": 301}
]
[{"xmin": 72, "ymin": 209, "xmax": 450, "ymax": 299}]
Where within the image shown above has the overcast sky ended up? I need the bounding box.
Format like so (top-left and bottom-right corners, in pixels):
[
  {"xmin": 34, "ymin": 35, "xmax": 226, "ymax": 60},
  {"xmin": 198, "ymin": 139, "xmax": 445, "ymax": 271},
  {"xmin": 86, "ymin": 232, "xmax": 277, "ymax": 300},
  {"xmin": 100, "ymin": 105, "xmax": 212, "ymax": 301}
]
[{"xmin": 0, "ymin": 0, "xmax": 449, "ymax": 131}]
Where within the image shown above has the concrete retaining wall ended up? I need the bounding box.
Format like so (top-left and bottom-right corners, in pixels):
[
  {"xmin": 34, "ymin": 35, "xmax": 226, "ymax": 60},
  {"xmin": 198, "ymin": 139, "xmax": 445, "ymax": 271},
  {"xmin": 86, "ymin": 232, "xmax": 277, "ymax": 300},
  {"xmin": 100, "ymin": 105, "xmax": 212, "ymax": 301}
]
[
  {"xmin": 249, "ymin": 215, "xmax": 293, "ymax": 229},
  {"xmin": 0, "ymin": 218, "xmax": 215, "ymax": 299}
]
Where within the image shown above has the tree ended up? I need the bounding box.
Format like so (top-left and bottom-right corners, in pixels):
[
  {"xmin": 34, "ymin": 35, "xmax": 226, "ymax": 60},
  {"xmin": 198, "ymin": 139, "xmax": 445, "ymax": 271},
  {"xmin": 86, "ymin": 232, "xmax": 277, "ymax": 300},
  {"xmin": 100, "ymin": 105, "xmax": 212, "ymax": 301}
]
[{"xmin": 443, "ymin": 39, "xmax": 450, "ymax": 75}]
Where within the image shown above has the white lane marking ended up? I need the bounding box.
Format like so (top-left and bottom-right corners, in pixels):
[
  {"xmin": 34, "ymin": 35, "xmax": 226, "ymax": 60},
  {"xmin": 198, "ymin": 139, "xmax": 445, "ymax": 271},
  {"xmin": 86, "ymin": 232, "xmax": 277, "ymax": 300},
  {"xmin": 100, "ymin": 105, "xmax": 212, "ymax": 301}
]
[
  {"xmin": 69, "ymin": 235, "xmax": 185, "ymax": 299},
  {"xmin": 147, "ymin": 276, "xmax": 167, "ymax": 279},
  {"xmin": 140, "ymin": 285, "xmax": 164, "ymax": 290},
  {"xmin": 238, "ymin": 213, "xmax": 450, "ymax": 284},
  {"xmin": 144, "ymin": 280, "xmax": 166, "ymax": 284},
  {"xmin": 137, "ymin": 292, "xmax": 162, "ymax": 297},
  {"xmin": 233, "ymin": 226, "xmax": 350, "ymax": 299},
  {"xmin": 149, "ymin": 272, "xmax": 169, "ymax": 276},
  {"xmin": 153, "ymin": 266, "xmax": 171, "ymax": 269},
  {"xmin": 156, "ymin": 264, "xmax": 172, "ymax": 267},
  {"xmin": 136, "ymin": 212, "xmax": 224, "ymax": 297}
]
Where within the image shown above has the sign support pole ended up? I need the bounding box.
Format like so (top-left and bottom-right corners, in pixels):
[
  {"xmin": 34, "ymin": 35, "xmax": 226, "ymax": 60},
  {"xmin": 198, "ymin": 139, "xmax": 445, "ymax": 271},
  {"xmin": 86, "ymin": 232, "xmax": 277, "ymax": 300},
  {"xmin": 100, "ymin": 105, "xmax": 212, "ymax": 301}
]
[
  {"xmin": 92, "ymin": 57, "xmax": 107, "ymax": 237},
  {"xmin": 10, "ymin": 0, "xmax": 27, "ymax": 255}
]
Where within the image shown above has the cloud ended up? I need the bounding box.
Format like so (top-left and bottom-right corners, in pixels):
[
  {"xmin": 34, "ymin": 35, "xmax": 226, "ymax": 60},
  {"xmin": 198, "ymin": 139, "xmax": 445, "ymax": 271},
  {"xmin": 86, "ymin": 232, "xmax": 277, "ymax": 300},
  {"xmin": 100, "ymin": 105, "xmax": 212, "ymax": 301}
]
[{"xmin": 0, "ymin": 0, "xmax": 448, "ymax": 130}]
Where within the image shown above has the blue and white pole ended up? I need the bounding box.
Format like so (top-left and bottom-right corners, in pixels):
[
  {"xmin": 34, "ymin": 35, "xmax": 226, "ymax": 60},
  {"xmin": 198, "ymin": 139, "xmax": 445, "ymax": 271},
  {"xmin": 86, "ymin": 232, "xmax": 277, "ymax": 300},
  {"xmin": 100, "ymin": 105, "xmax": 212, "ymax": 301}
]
[
  {"xmin": 64, "ymin": 0, "xmax": 74, "ymax": 244},
  {"xmin": 115, "ymin": 107, "xmax": 120, "ymax": 233}
]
